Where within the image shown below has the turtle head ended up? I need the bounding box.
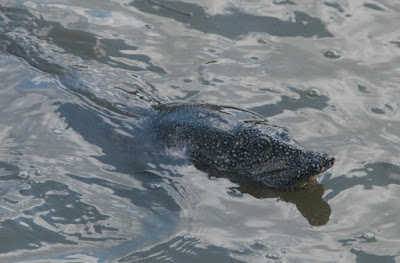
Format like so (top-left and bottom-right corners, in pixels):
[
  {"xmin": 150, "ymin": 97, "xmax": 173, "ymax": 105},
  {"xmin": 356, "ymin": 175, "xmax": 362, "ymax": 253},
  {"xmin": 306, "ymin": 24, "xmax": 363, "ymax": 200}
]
[{"xmin": 230, "ymin": 123, "xmax": 335, "ymax": 189}]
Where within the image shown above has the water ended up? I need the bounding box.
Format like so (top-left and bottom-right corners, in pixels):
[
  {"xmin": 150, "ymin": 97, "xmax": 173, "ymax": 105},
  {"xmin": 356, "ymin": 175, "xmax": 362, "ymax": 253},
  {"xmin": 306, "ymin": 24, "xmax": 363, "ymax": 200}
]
[{"xmin": 0, "ymin": 0, "xmax": 399, "ymax": 262}]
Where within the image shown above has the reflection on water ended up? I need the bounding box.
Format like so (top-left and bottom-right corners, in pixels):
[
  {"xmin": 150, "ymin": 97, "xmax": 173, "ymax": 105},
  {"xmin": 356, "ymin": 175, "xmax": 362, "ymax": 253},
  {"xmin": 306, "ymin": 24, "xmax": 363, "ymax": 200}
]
[
  {"xmin": 251, "ymin": 86, "xmax": 331, "ymax": 117},
  {"xmin": 350, "ymin": 248, "xmax": 397, "ymax": 263},
  {"xmin": 130, "ymin": 0, "xmax": 333, "ymax": 39},
  {"xmin": 241, "ymin": 182, "xmax": 331, "ymax": 226},
  {"xmin": 324, "ymin": 162, "xmax": 400, "ymax": 201},
  {"xmin": 221, "ymin": 176, "xmax": 331, "ymax": 226}
]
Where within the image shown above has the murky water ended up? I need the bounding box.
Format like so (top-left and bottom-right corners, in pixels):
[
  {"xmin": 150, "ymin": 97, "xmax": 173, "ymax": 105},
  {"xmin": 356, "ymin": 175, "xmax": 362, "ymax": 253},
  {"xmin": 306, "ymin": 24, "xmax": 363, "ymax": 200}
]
[{"xmin": 0, "ymin": 0, "xmax": 399, "ymax": 262}]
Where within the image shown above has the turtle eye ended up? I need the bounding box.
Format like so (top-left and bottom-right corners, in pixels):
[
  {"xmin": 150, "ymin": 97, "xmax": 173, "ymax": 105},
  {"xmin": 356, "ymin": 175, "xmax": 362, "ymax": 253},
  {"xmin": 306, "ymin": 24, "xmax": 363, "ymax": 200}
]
[{"xmin": 252, "ymin": 138, "xmax": 271, "ymax": 151}]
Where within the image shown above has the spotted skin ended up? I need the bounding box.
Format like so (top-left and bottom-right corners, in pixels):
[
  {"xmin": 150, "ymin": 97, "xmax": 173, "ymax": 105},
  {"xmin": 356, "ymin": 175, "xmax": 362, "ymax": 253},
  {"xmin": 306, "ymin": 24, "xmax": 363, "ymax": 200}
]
[{"xmin": 149, "ymin": 104, "xmax": 335, "ymax": 190}]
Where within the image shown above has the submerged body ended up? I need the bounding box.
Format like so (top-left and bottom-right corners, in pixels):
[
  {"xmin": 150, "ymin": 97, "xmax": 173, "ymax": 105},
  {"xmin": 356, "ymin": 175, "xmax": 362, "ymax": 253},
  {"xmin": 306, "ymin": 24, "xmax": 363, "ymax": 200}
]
[{"xmin": 148, "ymin": 104, "xmax": 334, "ymax": 190}]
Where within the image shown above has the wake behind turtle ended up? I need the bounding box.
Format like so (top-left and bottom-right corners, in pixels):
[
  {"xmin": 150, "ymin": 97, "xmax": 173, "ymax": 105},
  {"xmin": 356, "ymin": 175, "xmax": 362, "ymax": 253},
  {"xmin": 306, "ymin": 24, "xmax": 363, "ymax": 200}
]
[{"xmin": 145, "ymin": 103, "xmax": 335, "ymax": 190}]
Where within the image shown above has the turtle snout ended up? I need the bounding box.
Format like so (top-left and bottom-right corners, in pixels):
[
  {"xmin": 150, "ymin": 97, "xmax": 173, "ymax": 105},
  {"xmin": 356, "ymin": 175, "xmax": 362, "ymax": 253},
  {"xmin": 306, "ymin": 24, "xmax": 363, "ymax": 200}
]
[
  {"xmin": 302, "ymin": 151, "xmax": 335, "ymax": 174},
  {"xmin": 325, "ymin": 154, "xmax": 335, "ymax": 169},
  {"xmin": 313, "ymin": 152, "xmax": 335, "ymax": 173}
]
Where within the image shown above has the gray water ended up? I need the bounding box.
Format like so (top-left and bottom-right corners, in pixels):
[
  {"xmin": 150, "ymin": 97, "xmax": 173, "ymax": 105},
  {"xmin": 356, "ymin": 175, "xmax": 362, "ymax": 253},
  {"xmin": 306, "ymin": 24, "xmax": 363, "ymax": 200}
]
[{"xmin": 0, "ymin": 0, "xmax": 399, "ymax": 262}]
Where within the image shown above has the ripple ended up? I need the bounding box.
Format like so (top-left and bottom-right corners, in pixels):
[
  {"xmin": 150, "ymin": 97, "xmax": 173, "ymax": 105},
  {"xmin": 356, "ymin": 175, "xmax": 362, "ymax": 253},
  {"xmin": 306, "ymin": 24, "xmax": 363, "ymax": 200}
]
[
  {"xmin": 307, "ymin": 88, "xmax": 323, "ymax": 98},
  {"xmin": 52, "ymin": 128, "xmax": 64, "ymax": 135},
  {"xmin": 323, "ymin": 49, "xmax": 341, "ymax": 59},
  {"xmin": 265, "ymin": 252, "xmax": 280, "ymax": 259},
  {"xmin": 226, "ymin": 187, "xmax": 243, "ymax": 197}
]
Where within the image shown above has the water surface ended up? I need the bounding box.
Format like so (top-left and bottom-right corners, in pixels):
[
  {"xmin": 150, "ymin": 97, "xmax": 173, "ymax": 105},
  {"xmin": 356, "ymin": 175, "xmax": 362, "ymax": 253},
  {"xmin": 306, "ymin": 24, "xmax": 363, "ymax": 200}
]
[{"xmin": 0, "ymin": 0, "xmax": 399, "ymax": 262}]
